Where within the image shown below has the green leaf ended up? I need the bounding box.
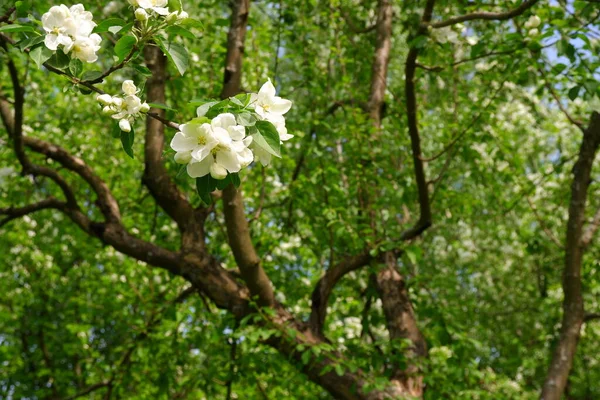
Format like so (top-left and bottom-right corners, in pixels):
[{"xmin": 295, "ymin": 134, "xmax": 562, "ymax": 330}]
[
  {"xmin": 81, "ymin": 70, "xmax": 104, "ymax": 82},
  {"xmin": 216, "ymin": 174, "xmax": 232, "ymax": 190},
  {"xmin": 111, "ymin": 123, "xmax": 121, "ymax": 139},
  {"xmin": 409, "ymin": 35, "xmax": 428, "ymax": 49},
  {"xmin": 114, "ymin": 35, "xmax": 136, "ymax": 63},
  {"xmin": 254, "ymin": 120, "xmax": 282, "ymax": 157},
  {"xmin": 196, "ymin": 175, "xmax": 217, "ymax": 205},
  {"xmin": 165, "ymin": 26, "xmax": 196, "ymax": 40},
  {"xmin": 230, "ymin": 173, "xmax": 241, "ymax": 188},
  {"xmin": 236, "ymin": 112, "xmax": 257, "ymax": 127},
  {"xmin": 156, "ymin": 38, "xmax": 189, "ymax": 76},
  {"xmin": 46, "ymin": 49, "xmax": 70, "ymax": 70},
  {"xmin": 169, "ymin": 0, "xmax": 183, "ymax": 12},
  {"xmin": 131, "ymin": 64, "xmax": 152, "ymax": 76},
  {"xmin": 93, "ymin": 18, "xmax": 127, "ymax": 34},
  {"xmin": 16, "ymin": 0, "xmax": 33, "ymax": 18},
  {"xmin": 120, "ymin": 127, "xmax": 135, "ymax": 159},
  {"xmin": 568, "ymin": 86, "xmax": 580, "ymax": 101},
  {"xmin": 148, "ymin": 103, "xmax": 176, "ymax": 111},
  {"xmin": 18, "ymin": 35, "xmax": 44, "ymax": 51},
  {"xmin": 29, "ymin": 45, "xmax": 53, "ymax": 69},
  {"xmin": 334, "ymin": 364, "xmax": 344, "ymax": 377},
  {"xmin": 301, "ymin": 350, "xmax": 311, "ymax": 365},
  {"xmin": 0, "ymin": 24, "xmax": 37, "ymax": 33},
  {"xmin": 69, "ymin": 59, "xmax": 83, "ymax": 77}
]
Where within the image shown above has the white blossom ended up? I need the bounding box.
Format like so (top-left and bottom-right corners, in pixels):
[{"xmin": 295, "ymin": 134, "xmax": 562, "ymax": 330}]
[
  {"xmin": 42, "ymin": 4, "xmax": 101, "ymax": 63},
  {"xmin": 171, "ymin": 114, "xmax": 253, "ymax": 179},
  {"xmin": 250, "ymin": 79, "xmax": 292, "ymax": 123},
  {"xmin": 136, "ymin": 0, "xmax": 169, "ymax": 16},
  {"xmin": 97, "ymin": 81, "xmax": 149, "ymax": 131},
  {"xmin": 524, "ymin": 15, "xmax": 541, "ymax": 29}
]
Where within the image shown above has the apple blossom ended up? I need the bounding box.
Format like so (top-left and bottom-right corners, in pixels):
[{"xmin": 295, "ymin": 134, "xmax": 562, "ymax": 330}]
[
  {"xmin": 524, "ymin": 15, "xmax": 541, "ymax": 29},
  {"xmin": 136, "ymin": 0, "xmax": 170, "ymax": 16},
  {"xmin": 42, "ymin": 4, "xmax": 101, "ymax": 63},
  {"xmin": 97, "ymin": 81, "xmax": 149, "ymax": 132},
  {"xmin": 250, "ymin": 79, "xmax": 292, "ymax": 123}
]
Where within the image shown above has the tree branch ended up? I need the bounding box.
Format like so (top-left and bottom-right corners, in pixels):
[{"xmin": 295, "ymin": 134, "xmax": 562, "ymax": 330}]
[
  {"xmin": 0, "ymin": 198, "xmax": 64, "ymax": 228},
  {"xmin": 429, "ymin": 0, "xmax": 540, "ymax": 29},
  {"xmin": 309, "ymin": 251, "xmax": 373, "ymax": 334},
  {"xmin": 541, "ymin": 111, "xmax": 600, "ymax": 400},
  {"xmin": 219, "ymin": 0, "xmax": 275, "ymax": 308},
  {"xmin": 143, "ymin": 46, "xmax": 198, "ymax": 233}
]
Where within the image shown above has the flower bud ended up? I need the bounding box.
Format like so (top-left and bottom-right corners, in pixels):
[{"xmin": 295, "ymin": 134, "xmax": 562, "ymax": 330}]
[
  {"xmin": 112, "ymin": 97, "xmax": 123, "ymax": 108},
  {"xmin": 174, "ymin": 151, "xmax": 192, "ymax": 164},
  {"xmin": 166, "ymin": 11, "xmax": 178, "ymax": 24},
  {"xmin": 128, "ymin": 0, "xmax": 139, "ymax": 6},
  {"xmin": 177, "ymin": 11, "xmax": 188, "ymax": 21},
  {"xmin": 122, "ymin": 80, "xmax": 137, "ymax": 96},
  {"xmin": 135, "ymin": 8, "xmax": 148, "ymax": 22},
  {"xmin": 528, "ymin": 28, "xmax": 539, "ymax": 36},
  {"xmin": 140, "ymin": 103, "xmax": 150, "ymax": 113},
  {"xmin": 525, "ymin": 15, "xmax": 541, "ymax": 29},
  {"xmin": 97, "ymin": 94, "xmax": 113, "ymax": 105},
  {"xmin": 102, "ymin": 106, "xmax": 114, "ymax": 115},
  {"xmin": 119, "ymin": 119, "xmax": 132, "ymax": 132},
  {"xmin": 210, "ymin": 163, "xmax": 228, "ymax": 180}
]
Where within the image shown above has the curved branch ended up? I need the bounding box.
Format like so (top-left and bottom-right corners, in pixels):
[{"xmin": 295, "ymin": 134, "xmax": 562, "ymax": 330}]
[
  {"xmin": 309, "ymin": 251, "xmax": 372, "ymax": 334},
  {"xmin": 0, "ymin": 198, "xmax": 64, "ymax": 228},
  {"xmin": 429, "ymin": 0, "xmax": 540, "ymax": 28}
]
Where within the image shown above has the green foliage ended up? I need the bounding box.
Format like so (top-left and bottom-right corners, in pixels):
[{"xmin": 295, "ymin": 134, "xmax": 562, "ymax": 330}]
[{"xmin": 1, "ymin": 0, "xmax": 600, "ymax": 399}]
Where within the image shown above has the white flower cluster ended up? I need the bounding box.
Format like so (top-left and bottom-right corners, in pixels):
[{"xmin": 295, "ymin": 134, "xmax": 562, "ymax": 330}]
[
  {"xmin": 96, "ymin": 81, "xmax": 150, "ymax": 132},
  {"xmin": 525, "ymin": 15, "xmax": 541, "ymax": 37},
  {"xmin": 42, "ymin": 4, "xmax": 102, "ymax": 63},
  {"xmin": 170, "ymin": 80, "xmax": 293, "ymax": 180},
  {"xmin": 248, "ymin": 79, "xmax": 293, "ymax": 166},
  {"xmin": 128, "ymin": 0, "xmax": 188, "ymax": 23},
  {"xmin": 171, "ymin": 114, "xmax": 254, "ymax": 179}
]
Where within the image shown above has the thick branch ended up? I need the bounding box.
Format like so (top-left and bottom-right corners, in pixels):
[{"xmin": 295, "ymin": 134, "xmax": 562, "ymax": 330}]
[
  {"xmin": 219, "ymin": 0, "xmax": 275, "ymax": 308},
  {"xmin": 541, "ymin": 112, "xmax": 600, "ymax": 400},
  {"xmin": 375, "ymin": 253, "xmax": 427, "ymax": 397},
  {"xmin": 143, "ymin": 46, "xmax": 197, "ymax": 232},
  {"xmin": 430, "ymin": 0, "xmax": 540, "ymax": 28}
]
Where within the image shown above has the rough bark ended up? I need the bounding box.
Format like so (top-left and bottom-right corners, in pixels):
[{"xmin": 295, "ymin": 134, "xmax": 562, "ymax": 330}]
[{"xmin": 541, "ymin": 112, "xmax": 600, "ymax": 400}]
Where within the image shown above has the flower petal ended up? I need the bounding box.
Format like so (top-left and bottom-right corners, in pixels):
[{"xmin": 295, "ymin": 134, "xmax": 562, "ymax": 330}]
[
  {"xmin": 170, "ymin": 132, "xmax": 198, "ymax": 152},
  {"xmin": 187, "ymin": 157, "xmax": 212, "ymax": 178},
  {"xmin": 270, "ymin": 98, "xmax": 292, "ymax": 115},
  {"xmin": 216, "ymin": 150, "xmax": 241, "ymax": 172}
]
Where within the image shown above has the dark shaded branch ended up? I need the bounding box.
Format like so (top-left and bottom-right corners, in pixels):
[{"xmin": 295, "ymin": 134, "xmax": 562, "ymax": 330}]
[
  {"xmin": 584, "ymin": 312, "xmax": 600, "ymax": 322},
  {"xmin": 219, "ymin": 0, "xmax": 275, "ymax": 308},
  {"xmin": 401, "ymin": 0, "xmax": 436, "ymax": 240},
  {"xmin": 143, "ymin": 46, "xmax": 198, "ymax": 232},
  {"xmin": 309, "ymin": 251, "xmax": 373, "ymax": 334},
  {"xmin": 429, "ymin": 0, "xmax": 540, "ymax": 28},
  {"xmin": 23, "ymin": 136, "xmax": 121, "ymax": 222},
  {"xmin": 0, "ymin": 198, "xmax": 64, "ymax": 228},
  {"xmin": 541, "ymin": 112, "xmax": 600, "ymax": 400}
]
